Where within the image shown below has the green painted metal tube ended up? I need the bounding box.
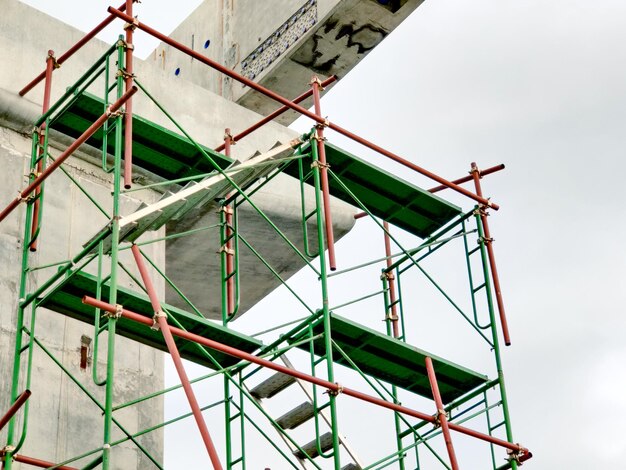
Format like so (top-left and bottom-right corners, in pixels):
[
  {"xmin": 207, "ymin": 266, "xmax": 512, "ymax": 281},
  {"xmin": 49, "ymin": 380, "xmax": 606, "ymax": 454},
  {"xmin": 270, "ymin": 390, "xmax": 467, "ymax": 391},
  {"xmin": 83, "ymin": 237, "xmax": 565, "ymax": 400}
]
[
  {"xmin": 310, "ymin": 135, "xmax": 341, "ymax": 468},
  {"xmin": 101, "ymin": 40, "xmax": 125, "ymax": 470},
  {"xmin": 475, "ymin": 211, "xmax": 518, "ymax": 469},
  {"xmin": 34, "ymin": 43, "xmax": 117, "ymax": 128}
]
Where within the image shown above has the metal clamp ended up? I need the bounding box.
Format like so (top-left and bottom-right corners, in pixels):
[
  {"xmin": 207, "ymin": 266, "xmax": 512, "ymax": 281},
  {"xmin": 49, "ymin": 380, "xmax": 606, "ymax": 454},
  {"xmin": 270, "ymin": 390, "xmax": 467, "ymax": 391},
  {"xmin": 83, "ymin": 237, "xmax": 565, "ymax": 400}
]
[
  {"xmin": 104, "ymin": 304, "xmax": 123, "ymax": 319},
  {"xmin": 15, "ymin": 192, "xmax": 32, "ymax": 204},
  {"xmin": 380, "ymin": 271, "xmax": 395, "ymax": 281},
  {"xmin": 123, "ymin": 17, "xmax": 140, "ymax": 31},
  {"xmin": 310, "ymin": 160, "xmax": 330, "ymax": 170},
  {"xmin": 223, "ymin": 131, "xmax": 236, "ymax": 145},
  {"xmin": 218, "ymin": 246, "xmax": 235, "ymax": 256},
  {"xmin": 219, "ymin": 206, "xmax": 234, "ymax": 215},
  {"xmin": 432, "ymin": 409, "xmax": 449, "ymax": 429},
  {"xmin": 151, "ymin": 310, "xmax": 167, "ymax": 330},
  {"xmin": 478, "ymin": 236, "xmax": 494, "ymax": 245},
  {"xmin": 310, "ymin": 76, "xmax": 325, "ymax": 91},
  {"xmin": 326, "ymin": 383, "xmax": 344, "ymax": 396},
  {"xmin": 315, "ymin": 118, "xmax": 330, "ymax": 129},
  {"xmin": 506, "ymin": 446, "xmax": 526, "ymax": 465}
]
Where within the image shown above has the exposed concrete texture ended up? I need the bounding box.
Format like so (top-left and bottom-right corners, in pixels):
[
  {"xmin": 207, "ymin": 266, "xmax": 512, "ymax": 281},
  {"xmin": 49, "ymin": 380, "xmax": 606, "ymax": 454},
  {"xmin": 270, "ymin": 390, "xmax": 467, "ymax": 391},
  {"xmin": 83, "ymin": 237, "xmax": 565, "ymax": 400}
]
[
  {"xmin": 152, "ymin": 0, "xmax": 425, "ymax": 124},
  {"xmin": 0, "ymin": 126, "xmax": 165, "ymax": 469}
]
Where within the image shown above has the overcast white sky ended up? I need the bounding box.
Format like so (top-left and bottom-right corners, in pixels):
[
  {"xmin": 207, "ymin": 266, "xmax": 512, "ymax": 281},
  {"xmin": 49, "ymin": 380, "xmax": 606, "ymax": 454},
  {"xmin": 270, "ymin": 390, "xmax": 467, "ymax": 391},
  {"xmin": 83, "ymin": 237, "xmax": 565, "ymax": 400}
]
[{"xmin": 19, "ymin": 0, "xmax": 626, "ymax": 468}]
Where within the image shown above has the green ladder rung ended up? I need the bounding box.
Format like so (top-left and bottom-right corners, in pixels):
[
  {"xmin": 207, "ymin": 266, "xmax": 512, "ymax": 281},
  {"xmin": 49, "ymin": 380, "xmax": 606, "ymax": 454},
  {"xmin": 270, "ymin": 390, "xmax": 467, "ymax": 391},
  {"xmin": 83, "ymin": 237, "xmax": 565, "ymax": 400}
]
[
  {"xmin": 467, "ymin": 245, "xmax": 481, "ymax": 256},
  {"xmin": 490, "ymin": 421, "xmax": 506, "ymax": 432},
  {"xmin": 472, "ymin": 282, "xmax": 486, "ymax": 293}
]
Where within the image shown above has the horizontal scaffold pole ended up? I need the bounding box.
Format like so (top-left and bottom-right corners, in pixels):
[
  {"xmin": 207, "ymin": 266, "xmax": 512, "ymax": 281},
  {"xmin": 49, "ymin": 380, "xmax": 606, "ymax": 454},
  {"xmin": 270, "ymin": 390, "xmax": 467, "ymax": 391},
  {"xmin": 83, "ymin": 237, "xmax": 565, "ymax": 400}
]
[
  {"xmin": 18, "ymin": 2, "xmax": 129, "ymax": 96},
  {"xmin": 106, "ymin": 7, "xmax": 498, "ymax": 210},
  {"xmin": 82, "ymin": 296, "xmax": 531, "ymax": 459},
  {"xmin": 9, "ymin": 454, "xmax": 78, "ymax": 470},
  {"xmin": 0, "ymin": 86, "xmax": 138, "ymax": 225}
]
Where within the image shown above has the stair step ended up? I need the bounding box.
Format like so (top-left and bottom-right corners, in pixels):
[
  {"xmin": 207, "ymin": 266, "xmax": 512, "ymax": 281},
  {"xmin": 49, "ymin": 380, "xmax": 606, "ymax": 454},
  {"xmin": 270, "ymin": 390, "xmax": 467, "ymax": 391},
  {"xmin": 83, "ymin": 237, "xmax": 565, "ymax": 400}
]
[
  {"xmin": 294, "ymin": 432, "xmax": 333, "ymax": 459},
  {"xmin": 276, "ymin": 402, "xmax": 315, "ymax": 430},
  {"xmin": 250, "ymin": 372, "xmax": 296, "ymax": 399},
  {"xmin": 341, "ymin": 464, "xmax": 362, "ymax": 470}
]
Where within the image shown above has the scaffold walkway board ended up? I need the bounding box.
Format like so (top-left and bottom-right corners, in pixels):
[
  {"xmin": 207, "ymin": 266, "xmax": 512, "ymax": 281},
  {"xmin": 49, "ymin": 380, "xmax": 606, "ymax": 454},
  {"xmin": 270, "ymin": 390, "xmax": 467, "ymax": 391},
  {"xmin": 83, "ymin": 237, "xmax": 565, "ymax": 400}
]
[
  {"xmin": 50, "ymin": 92, "xmax": 232, "ymax": 181},
  {"xmin": 291, "ymin": 314, "xmax": 487, "ymax": 403},
  {"xmin": 283, "ymin": 142, "xmax": 462, "ymax": 238},
  {"xmin": 39, "ymin": 271, "xmax": 262, "ymax": 369}
]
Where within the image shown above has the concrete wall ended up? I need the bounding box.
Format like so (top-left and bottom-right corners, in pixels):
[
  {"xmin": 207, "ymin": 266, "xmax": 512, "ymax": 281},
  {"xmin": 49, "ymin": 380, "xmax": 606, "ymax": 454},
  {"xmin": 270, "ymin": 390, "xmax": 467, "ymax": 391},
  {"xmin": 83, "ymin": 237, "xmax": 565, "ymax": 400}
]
[
  {"xmin": 0, "ymin": 126, "xmax": 165, "ymax": 469},
  {"xmin": 150, "ymin": 0, "xmax": 426, "ymax": 124}
]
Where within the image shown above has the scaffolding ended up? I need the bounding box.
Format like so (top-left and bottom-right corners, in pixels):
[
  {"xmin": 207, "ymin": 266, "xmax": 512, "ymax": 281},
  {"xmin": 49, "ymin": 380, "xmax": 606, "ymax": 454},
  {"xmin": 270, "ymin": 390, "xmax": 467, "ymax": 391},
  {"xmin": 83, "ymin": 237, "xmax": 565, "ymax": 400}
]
[{"xmin": 0, "ymin": 3, "xmax": 532, "ymax": 469}]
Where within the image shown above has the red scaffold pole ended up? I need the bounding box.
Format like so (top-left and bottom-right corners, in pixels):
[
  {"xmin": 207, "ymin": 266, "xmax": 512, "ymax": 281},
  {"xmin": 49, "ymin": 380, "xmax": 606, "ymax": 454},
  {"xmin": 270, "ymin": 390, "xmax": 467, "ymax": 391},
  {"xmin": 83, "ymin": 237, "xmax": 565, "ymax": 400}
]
[
  {"xmin": 0, "ymin": 86, "xmax": 138, "ymax": 225},
  {"xmin": 214, "ymin": 75, "xmax": 337, "ymax": 153},
  {"xmin": 82, "ymin": 295, "xmax": 531, "ymax": 458},
  {"xmin": 223, "ymin": 129, "xmax": 235, "ymax": 317},
  {"xmin": 28, "ymin": 51, "xmax": 55, "ymax": 252},
  {"xmin": 130, "ymin": 245, "xmax": 223, "ymax": 470},
  {"xmin": 105, "ymin": 7, "xmax": 497, "ymax": 210},
  {"xmin": 470, "ymin": 162, "xmax": 511, "ymax": 346},
  {"xmin": 425, "ymin": 356, "xmax": 460, "ymax": 470},
  {"xmin": 383, "ymin": 221, "xmax": 400, "ymax": 338},
  {"xmin": 0, "ymin": 389, "xmax": 31, "ymax": 432},
  {"xmin": 122, "ymin": 0, "xmax": 135, "ymax": 189},
  {"xmin": 10, "ymin": 454, "xmax": 78, "ymax": 470},
  {"xmin": 311, "ymin": 76, "xmax": 337, "ymax": 271},
  {"xmin": 18, "ymin": 2, "xmax": 129, "ymax": 97}
]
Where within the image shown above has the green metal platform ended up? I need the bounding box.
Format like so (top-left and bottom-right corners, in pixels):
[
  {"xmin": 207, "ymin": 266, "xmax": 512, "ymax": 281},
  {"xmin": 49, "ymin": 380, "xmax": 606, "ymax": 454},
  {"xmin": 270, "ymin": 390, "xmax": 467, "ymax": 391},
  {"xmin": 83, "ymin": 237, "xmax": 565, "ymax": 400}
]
[
  {"xmin": 38, "ymin": 271, "xmax": 262, "ymax": 369},
  {"xmin": 50, "ymin": 92, "xmax": 233, "ymax": 181},
  {"xmin": 284, "ymin": 142, "xmax": 462, "ymax": 238},
  {"xmin": 290, "ymin": 314, "xmax": 487, "ymax": 403}
]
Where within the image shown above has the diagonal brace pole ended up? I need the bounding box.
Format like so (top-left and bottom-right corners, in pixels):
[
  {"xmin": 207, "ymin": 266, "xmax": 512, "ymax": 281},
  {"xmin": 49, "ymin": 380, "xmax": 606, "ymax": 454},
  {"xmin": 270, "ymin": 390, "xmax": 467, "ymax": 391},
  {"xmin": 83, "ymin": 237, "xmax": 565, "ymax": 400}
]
[
  {"xmin": 425, "ymin": 356, "xmax": 460, "ymax": 470},
  {"xmin": 0, "ymin": 390, "xmax": 31, "ymax": 432},
  {"xmin": 130, "ymin": 245, "xmax": 223, "ymax": 470},
  {"xmin": 0, "ymin": 86, "xmax": 138, "ymax": 224}
]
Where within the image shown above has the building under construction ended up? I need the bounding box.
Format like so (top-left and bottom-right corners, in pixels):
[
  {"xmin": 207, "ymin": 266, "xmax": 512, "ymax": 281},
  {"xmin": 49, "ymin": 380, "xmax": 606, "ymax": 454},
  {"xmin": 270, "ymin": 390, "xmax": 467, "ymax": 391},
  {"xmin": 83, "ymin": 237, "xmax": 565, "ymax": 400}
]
[{"xmin": 0, "ymin": 1, "xmax": 532, "ymax": 468}]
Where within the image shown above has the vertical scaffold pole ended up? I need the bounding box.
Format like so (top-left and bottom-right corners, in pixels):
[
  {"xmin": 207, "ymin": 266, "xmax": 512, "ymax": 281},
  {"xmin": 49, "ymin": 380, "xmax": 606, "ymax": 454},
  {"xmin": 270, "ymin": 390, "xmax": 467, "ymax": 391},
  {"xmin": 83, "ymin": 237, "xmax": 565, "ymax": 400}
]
[
  {"xmin": 470, "ymin": 162, "xmax": 511, "ymax": 346},
  {"xmin": 29, "ymin": 50, "xmax": 55, "ymax": 252},
  {"xmin": 311, "ymin": 76, "xmax": 337, "ymax": 271},
  {"xmin": 474, "ymin": 211, "xmax": 518, "ymax": 469},
  {"xmin": 102, "ymin": 39, "xmax": 128, "ymax": 469},
  {"xmin": 122, "ymin": 0, "xmax": 135, "ymax": 189},
  {"xmin": 131, "ymin": 245, "xmax": 223, "ymax": 469},
  {"xmin": 221, "ymin": 128, "xmax": 234, "ymax": 468},
  {"xmin": 3, "ymin": 132, "xmax": 40, "ymax": 470},
  {"xmin": 381, "ymin": 222, "xmax": 405, "ymax": 469},
  {"xmin": 310, "ymin": 134, "xmax": 341, "ymax": 468},
  {"xmin": 425, "ymin": 357, "xmax": 460, "ymax": 470}
]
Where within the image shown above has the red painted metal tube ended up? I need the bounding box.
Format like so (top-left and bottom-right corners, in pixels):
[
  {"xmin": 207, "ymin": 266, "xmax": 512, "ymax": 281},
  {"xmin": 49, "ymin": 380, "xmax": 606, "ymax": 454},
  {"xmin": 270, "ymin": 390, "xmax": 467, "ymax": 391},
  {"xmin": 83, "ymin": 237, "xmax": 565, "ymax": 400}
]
[
  {"xmin": 0, "ymin": 389, "xmax": 31, "ymax": 432},
  {"xmin": 130, "ymin": 246, "xmax": 223, "ymax": 470},
  {"xmin": 429, "ymin": 164, "xmax": 505, "ymax": 194},
  {"xmin": 425, "ymin": 357, "xmax": 460, "ymax": 470},
  {"xmin": 18, "ymin": 3, "xmax": 128, "ymax": 97},
  {"xmin": 354, "ymin": 163, "xmax": 506, "ymax": 219},
  {"xmin": 106, "ymin": 7, "xmax": 497, "ymax": 210},
  {"xmin": 0, "ymin": 86, "xmax": 137, "ymax": 225},
  {"xmin": 122, "ymin": 0, "xmax": 134, "ymax": 189},
  {"xmin": 311, "ymin": 77, "xmax": 337, "ymax": 271},
  {"xmin": 223, "ymin": 130, "xmax": 235, "ymax": 316},
  {"xmin": 214, "ymin": 75, "xmax": 337, "ymax": 153},
  {"xmin": 29, "ymin": 51, "xmax": 56, "ymax": 252},
  {"xmin": 470, "ymin": 162, "xmax": 511, "ymax": 346},
  {"xmin": 10, "ymin": 454, "xmax": 78, "ymax": 470},
  {"xmin": 383, "ymin": 221, "xmax": 400, "ymax": 338},
  {"xmin": 82, "ymin": 296, "xmax": 530, "ymax": 456}
]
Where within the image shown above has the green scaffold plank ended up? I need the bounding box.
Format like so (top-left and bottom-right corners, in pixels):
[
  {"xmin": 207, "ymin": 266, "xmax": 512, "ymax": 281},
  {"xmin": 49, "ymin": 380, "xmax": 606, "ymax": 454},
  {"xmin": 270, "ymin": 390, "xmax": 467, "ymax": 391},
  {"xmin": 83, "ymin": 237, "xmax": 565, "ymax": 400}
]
[
  {"xmin": 50, "ymin": 92, "xmax": 232, "ymax": 181},
  {"xmin": 39, "ymin": 271, "xmax": 262, "ymax": 369},
  {"xmin": 283, "ymin": 142, "xmax": 462, "ymax": 238},
  {"xmin": 291, "ymin": 314, "xmax": 487, "ymax": 403}
]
